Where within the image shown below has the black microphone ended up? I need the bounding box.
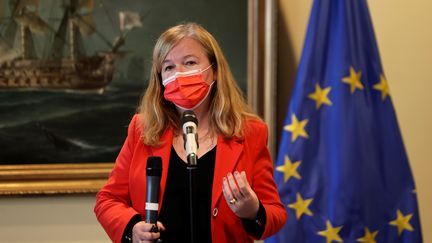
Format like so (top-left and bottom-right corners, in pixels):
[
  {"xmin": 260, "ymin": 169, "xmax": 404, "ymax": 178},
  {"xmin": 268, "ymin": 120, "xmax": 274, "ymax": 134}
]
[
  {"xmin": 181, "ymin": 110, "xmax": 199, "ymax": 166},
  {"xmin": 146, "ymin": 156, "xmax": 162, "ymax": 230}
]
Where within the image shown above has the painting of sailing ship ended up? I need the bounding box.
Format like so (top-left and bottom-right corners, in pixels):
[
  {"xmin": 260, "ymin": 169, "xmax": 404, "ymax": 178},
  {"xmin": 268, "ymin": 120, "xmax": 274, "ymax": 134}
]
[
  {"xmin": 0, "ymin": 0, "xmax": 247, "ymax": 164},
  {"xmin": 0, "ymin": 0, "xmax": 143, "ymax": 91}
]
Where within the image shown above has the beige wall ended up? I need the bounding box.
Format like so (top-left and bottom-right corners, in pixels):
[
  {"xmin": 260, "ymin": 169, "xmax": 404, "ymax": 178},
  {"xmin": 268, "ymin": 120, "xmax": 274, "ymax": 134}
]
[
  {"xmin": 0, "ymin": 1, "xmax": 430, "ymax": 242},
  {"xmin": 278, "ymin": 0, "xmax": 432, "ymax": 242},
  {"xmin": 0, "ymin": 196, "xmax": 110, "ymax": 243}
]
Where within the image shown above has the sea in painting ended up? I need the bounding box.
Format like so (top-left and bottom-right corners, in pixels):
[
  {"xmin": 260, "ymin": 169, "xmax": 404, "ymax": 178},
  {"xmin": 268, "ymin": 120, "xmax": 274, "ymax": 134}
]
[{"xmin": 0, "ymin": 80, "xmax": 143, "ymax": 163}]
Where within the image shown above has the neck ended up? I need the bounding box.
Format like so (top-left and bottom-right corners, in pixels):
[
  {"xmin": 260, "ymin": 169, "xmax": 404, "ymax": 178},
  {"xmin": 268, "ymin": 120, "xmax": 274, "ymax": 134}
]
[
  {"xmin": 174, "ymin": 97, "xmax": 217, "ymax": 156},
  {"xmin": 177, "ymin": 93, "xmax": 212, "ymax": 134},
  {"xmin": 195, "ymin": 104, "xmax": 211, "ymax": 132}
]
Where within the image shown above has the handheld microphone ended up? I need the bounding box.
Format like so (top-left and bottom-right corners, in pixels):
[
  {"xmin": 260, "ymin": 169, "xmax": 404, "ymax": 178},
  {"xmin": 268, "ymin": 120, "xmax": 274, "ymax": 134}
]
[
  {"xmin": 181, "ymin": 110, "xmax": 199, "ymax": 166},
  {"xmin": 145, "ymin": 156, "xmax": 162, "ymax": 228}
]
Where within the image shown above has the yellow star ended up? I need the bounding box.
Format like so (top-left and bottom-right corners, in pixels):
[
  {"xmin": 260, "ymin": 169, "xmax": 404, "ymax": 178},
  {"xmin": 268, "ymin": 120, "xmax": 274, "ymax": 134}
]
[
  {"xmin": 373, "ymin": 74, "xmax": 390, "ymax": 100},
  {"xmin": 288, "ymin": 192, "xmax": 313, "ymax": 219},
  {"xmin": 284, "ymin": 114, "xmax": 309, "ymax": 142},
  {"xmin": 357, "ymin": 228, "xmax": 378, "ymax": 243},
  {"xmin": 342, "ymin": 67, "xmax": 364, "ymax": 94},
  {"xmin": 317, "ymin": 220, "xmax": 343, "ymax": 243},
  {"xmin": 389, "ymin": 209, "xmax": 414, "ymax": 235},
  {"xmin": 308, "ymin": 83, "xmax": 332, "ymax": 109},
  {"xmin": 276, "ymin": 155, "xmax": 301, "ymax": 182}
]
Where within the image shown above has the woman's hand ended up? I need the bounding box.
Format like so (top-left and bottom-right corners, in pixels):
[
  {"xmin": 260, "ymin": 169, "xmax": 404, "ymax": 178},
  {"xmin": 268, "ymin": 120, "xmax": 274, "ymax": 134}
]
[
  {"xmin": 222, "ymin": 171, "xmax": 259, "ymax": 220},
  {"xmin": 132, "ymin": 221, "xmax": 165, "ymax": 243}
]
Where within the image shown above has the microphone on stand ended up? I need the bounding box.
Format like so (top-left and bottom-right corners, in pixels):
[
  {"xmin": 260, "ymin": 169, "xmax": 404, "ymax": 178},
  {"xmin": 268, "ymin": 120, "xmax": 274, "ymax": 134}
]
[
  {"xmin": 181, "ymin": 110, "xmax": 199, "ymax": 243},
  {"xmin": 145, "ymin": 156, "xmax": 162, "ymax": 232},
  {"xmin": 181, "ymin": 110, "xmax": 199, "ymax": 166}
]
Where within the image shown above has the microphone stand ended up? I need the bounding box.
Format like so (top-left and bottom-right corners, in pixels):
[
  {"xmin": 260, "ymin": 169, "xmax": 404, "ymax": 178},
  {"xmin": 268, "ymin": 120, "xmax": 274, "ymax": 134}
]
[
  {"xmin": 182, "ymin": 110, "xmax": 199, "ymax": 243},
  {"xmin": 187, "ymin": 153, "xmax": 198, "ymax": 243}
]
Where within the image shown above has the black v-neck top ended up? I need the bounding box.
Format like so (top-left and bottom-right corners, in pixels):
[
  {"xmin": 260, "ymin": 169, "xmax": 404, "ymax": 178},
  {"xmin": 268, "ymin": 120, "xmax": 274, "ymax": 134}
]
[{"xmin": 158, "ymin": 146, "xmax": 216, "ymax": 243}]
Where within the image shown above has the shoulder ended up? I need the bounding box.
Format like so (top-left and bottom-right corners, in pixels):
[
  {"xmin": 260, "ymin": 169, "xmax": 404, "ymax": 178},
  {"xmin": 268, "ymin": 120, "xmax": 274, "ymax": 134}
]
[
  {"xmin": 241, "ymin": 117, "xmax": 268, "ymax": 145},
  {"xmin": 128, "ymin": 114, "xmax": 144, "ymax": 139},
  {"xmin": 243, "ymin": 117, "xmax": 268, "ymax": 135}
]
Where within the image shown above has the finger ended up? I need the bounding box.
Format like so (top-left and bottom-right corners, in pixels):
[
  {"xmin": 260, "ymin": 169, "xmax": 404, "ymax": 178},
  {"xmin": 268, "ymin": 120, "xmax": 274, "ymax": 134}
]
[
  {"xmin": 241, "ymin": 170, "xmax": 247, "ymax": 179},
  {"xmin": 134, "ymin": 222, "xmax": 162, "ymax": 240},
  {"xmin": 143, "ymin": 231, "xmax": 161, "ymax": 240},
  {"xmin": 157, "ymin": 221, "xmax": 166, "ymax": 231},
  {"xmin": 151, "ymin": 232, "xmax": 161, "ymax": 239},
  {"xmin": 227, "ymin": 172, "xmax": 244, "ymax": 199},
  {"xmin": 135, "ymin": 222, "xmax": 154, "ymax": 232},
  {"xmin": 222, "ymin": 177, "xmax": 234, "ymax": 203},
  {"xmin": 234, "ymin": 171, "xmax": 251, "ymax": 197}
]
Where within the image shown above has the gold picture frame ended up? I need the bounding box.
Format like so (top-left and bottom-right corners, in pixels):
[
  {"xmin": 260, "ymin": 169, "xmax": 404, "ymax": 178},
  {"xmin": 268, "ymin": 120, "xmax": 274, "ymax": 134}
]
[
  {"xmin": 0, "ymin": 0, "xmax": 276, "ymax": 195},
  {"xmin": 0, "ymin": 163, "xmax": 113, "ymax": 195}
]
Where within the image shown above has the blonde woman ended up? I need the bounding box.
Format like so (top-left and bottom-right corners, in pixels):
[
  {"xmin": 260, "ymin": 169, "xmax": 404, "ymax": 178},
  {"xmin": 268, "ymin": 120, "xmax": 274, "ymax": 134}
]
[{"xmin": 95, "ymin": 23, "xmax": 286, "ymax": 243}]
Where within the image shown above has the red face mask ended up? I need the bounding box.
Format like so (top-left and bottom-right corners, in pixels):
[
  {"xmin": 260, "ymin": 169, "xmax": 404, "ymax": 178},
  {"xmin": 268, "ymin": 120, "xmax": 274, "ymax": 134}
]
[{"xmin": 162, "ymin": 65, "xmax": 214, "ymax": 110}]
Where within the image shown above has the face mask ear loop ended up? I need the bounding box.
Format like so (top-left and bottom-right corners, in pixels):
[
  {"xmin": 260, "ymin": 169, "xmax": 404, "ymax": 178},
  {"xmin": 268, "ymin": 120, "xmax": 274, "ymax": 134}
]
[
  {"xmin": 162, "ymin": 75, "xmax": 176, "ymax": 86},
  {"xmin": 201, "ymin": 64, "xmax": 213, "ymax": 73}
]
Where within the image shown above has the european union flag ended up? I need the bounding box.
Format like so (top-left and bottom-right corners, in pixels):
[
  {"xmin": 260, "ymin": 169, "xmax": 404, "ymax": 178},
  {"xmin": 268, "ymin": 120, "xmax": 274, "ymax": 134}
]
[{"xmin": 266, "ymin": 0, "xmax": 423, "ymax": 242}]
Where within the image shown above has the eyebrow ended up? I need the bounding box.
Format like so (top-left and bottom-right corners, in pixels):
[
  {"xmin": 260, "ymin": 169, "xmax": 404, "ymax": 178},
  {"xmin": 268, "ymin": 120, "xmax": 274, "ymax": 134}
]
[{"xmin": 162, "ymin": 54, "xmax": 199, "ymax": 65}]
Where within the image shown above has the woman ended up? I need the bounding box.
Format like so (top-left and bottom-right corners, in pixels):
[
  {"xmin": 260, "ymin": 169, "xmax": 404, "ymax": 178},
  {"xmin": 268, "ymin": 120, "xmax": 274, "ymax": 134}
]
[{"xmin": 94, "ymin": 23, "xmax": 286, "ymax": 243}]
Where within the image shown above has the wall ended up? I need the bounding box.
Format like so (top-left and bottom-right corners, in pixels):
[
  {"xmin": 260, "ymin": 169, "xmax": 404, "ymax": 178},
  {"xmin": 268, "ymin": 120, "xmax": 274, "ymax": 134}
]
[
  {"xmin": 0, "ymin": 1, "xmax": 430, "ymax": 242},
  {"xmin": 0, "ymin": 196, "xmax": 109, "ymax": 243},
  {"xmin": 278, "ymin": 0, "xmax": 432, "ymax": 242}
]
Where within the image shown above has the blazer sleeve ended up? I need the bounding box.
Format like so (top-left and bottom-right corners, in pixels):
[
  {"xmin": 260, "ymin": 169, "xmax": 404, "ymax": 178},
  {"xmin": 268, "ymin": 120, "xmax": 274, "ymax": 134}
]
[
  {"xmin": 94, "ymin": 114, "xmax": 141, "ymax": 243},
  {"xmin": 248, "ymin": 121, "xmax": 287, "ymax": 239}
]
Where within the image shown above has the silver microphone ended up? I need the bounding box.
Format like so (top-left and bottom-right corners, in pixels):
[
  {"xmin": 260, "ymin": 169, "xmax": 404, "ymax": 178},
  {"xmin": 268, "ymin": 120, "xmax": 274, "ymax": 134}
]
[{"xmin": 181, "ymin": 110, "xmax": 199, "ymax": 166}]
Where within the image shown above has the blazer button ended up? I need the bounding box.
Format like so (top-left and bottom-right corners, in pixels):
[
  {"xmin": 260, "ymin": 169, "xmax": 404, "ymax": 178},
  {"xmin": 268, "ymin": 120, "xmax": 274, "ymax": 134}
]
[{"xmin": 213, "ymin": 208, "xmax": 218, "ymax": 217}]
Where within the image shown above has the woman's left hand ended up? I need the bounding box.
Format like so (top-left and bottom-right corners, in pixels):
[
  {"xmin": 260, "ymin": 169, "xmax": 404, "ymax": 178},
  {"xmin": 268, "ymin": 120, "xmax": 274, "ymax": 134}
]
[{"xmin": 222, "ymin": 171, "xmax": 259, "ymax": 220}]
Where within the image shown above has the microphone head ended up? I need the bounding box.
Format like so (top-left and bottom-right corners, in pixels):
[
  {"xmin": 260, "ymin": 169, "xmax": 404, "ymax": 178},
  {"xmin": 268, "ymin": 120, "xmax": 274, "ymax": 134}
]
[
  {"xmin": 181, "ymin": 110, "xmax": 198, "ymax": 126},
  {"xmin": 146, "ymin": 156, "xmax": 162, "ymax": 177}
]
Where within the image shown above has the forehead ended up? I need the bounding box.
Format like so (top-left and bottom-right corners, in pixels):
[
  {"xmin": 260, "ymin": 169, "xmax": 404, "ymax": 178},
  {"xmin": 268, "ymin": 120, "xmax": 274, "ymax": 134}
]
[{"xmin": 164, "ymin": 37, "xmax": 208, "ymax": 61}]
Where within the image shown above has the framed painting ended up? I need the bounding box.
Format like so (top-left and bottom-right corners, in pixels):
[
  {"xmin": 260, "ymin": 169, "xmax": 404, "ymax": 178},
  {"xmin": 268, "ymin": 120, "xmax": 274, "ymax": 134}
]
[{"xmin": 0, "ymin": 0, "xmax": 276, "ymax": 195}]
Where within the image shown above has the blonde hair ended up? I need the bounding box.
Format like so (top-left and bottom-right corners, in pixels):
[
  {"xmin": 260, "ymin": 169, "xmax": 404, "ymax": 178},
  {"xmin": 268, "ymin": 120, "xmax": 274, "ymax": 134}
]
[{"xmin": 138, "ymin": 23, "xmax": 259, "ymax": 146}]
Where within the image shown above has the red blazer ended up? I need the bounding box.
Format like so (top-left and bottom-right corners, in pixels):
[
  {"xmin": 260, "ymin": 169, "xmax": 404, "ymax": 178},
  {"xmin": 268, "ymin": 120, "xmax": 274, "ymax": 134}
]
[{"xmin": 94, "ymin": 115, "xmax": 286, "ymax": 243}]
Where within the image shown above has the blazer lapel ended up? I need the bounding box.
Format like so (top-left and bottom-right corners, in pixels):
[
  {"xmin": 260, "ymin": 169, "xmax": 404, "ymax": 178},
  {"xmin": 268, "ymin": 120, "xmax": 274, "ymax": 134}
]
[
  {"xmin": 150, "ymin": 128, "xmax": 173, "ymax": 207},
  {"xmin": 212, "ymin": 135, "xmax": 243, "ymax": 208}
]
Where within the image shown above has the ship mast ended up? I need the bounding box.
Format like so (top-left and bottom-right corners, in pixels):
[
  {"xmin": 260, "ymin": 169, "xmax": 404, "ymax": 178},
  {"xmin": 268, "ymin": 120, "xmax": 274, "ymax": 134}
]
[
  {"xmin": 49, "ymin": 0, "xmax": 113, "ymax": 61},
  {"xmin": 20, "ymin": 16, "xmax": 35, "ymax": 59},
  {"xmin": 0, "ymin": 0, "xmax": 20, "ymax": 57},
  {"xmin": 69, "ymin": 0, "xmax": 84, "ymax": 60},
  {"xmin": 49, "ymin": 5, "xmax": 69, "ymax": 60},
  {"xmin": 16, "ymin": 0, "xmax": 39, "ymax": 59},
  {"xmin": 4, "ymin": 0, "xmax": 53, "ymax": 60}
]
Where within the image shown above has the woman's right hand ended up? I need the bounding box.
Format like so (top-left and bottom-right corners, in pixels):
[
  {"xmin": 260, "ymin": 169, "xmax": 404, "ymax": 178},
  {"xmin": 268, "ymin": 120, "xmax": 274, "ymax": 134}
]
[{"xmin": 132, "ymin": 221, "xmax": 165, "ymax": 243}]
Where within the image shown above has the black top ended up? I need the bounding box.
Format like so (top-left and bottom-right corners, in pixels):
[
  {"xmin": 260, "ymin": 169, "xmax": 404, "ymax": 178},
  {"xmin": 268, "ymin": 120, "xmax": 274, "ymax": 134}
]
[{"xmin": 158, "ymin": 146, "xmax": 216, "ymax": 243}]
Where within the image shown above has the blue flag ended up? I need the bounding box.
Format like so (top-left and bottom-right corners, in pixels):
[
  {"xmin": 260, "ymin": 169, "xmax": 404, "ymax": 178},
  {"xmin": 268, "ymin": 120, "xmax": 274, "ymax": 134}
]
[{"xmin": 266, "ymin": 0, "xmax": 423, "ymax": 242}]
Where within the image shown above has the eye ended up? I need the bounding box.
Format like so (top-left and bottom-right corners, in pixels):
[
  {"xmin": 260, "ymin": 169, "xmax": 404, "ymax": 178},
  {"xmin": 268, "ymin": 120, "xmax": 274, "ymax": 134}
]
[
  {"xmin": 163, "ymin": 65, "xmax": 174, "ymax": 72},
  {"xmin": 185, "ymin": 60, "xmax": 197, "ymax": 66}
]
